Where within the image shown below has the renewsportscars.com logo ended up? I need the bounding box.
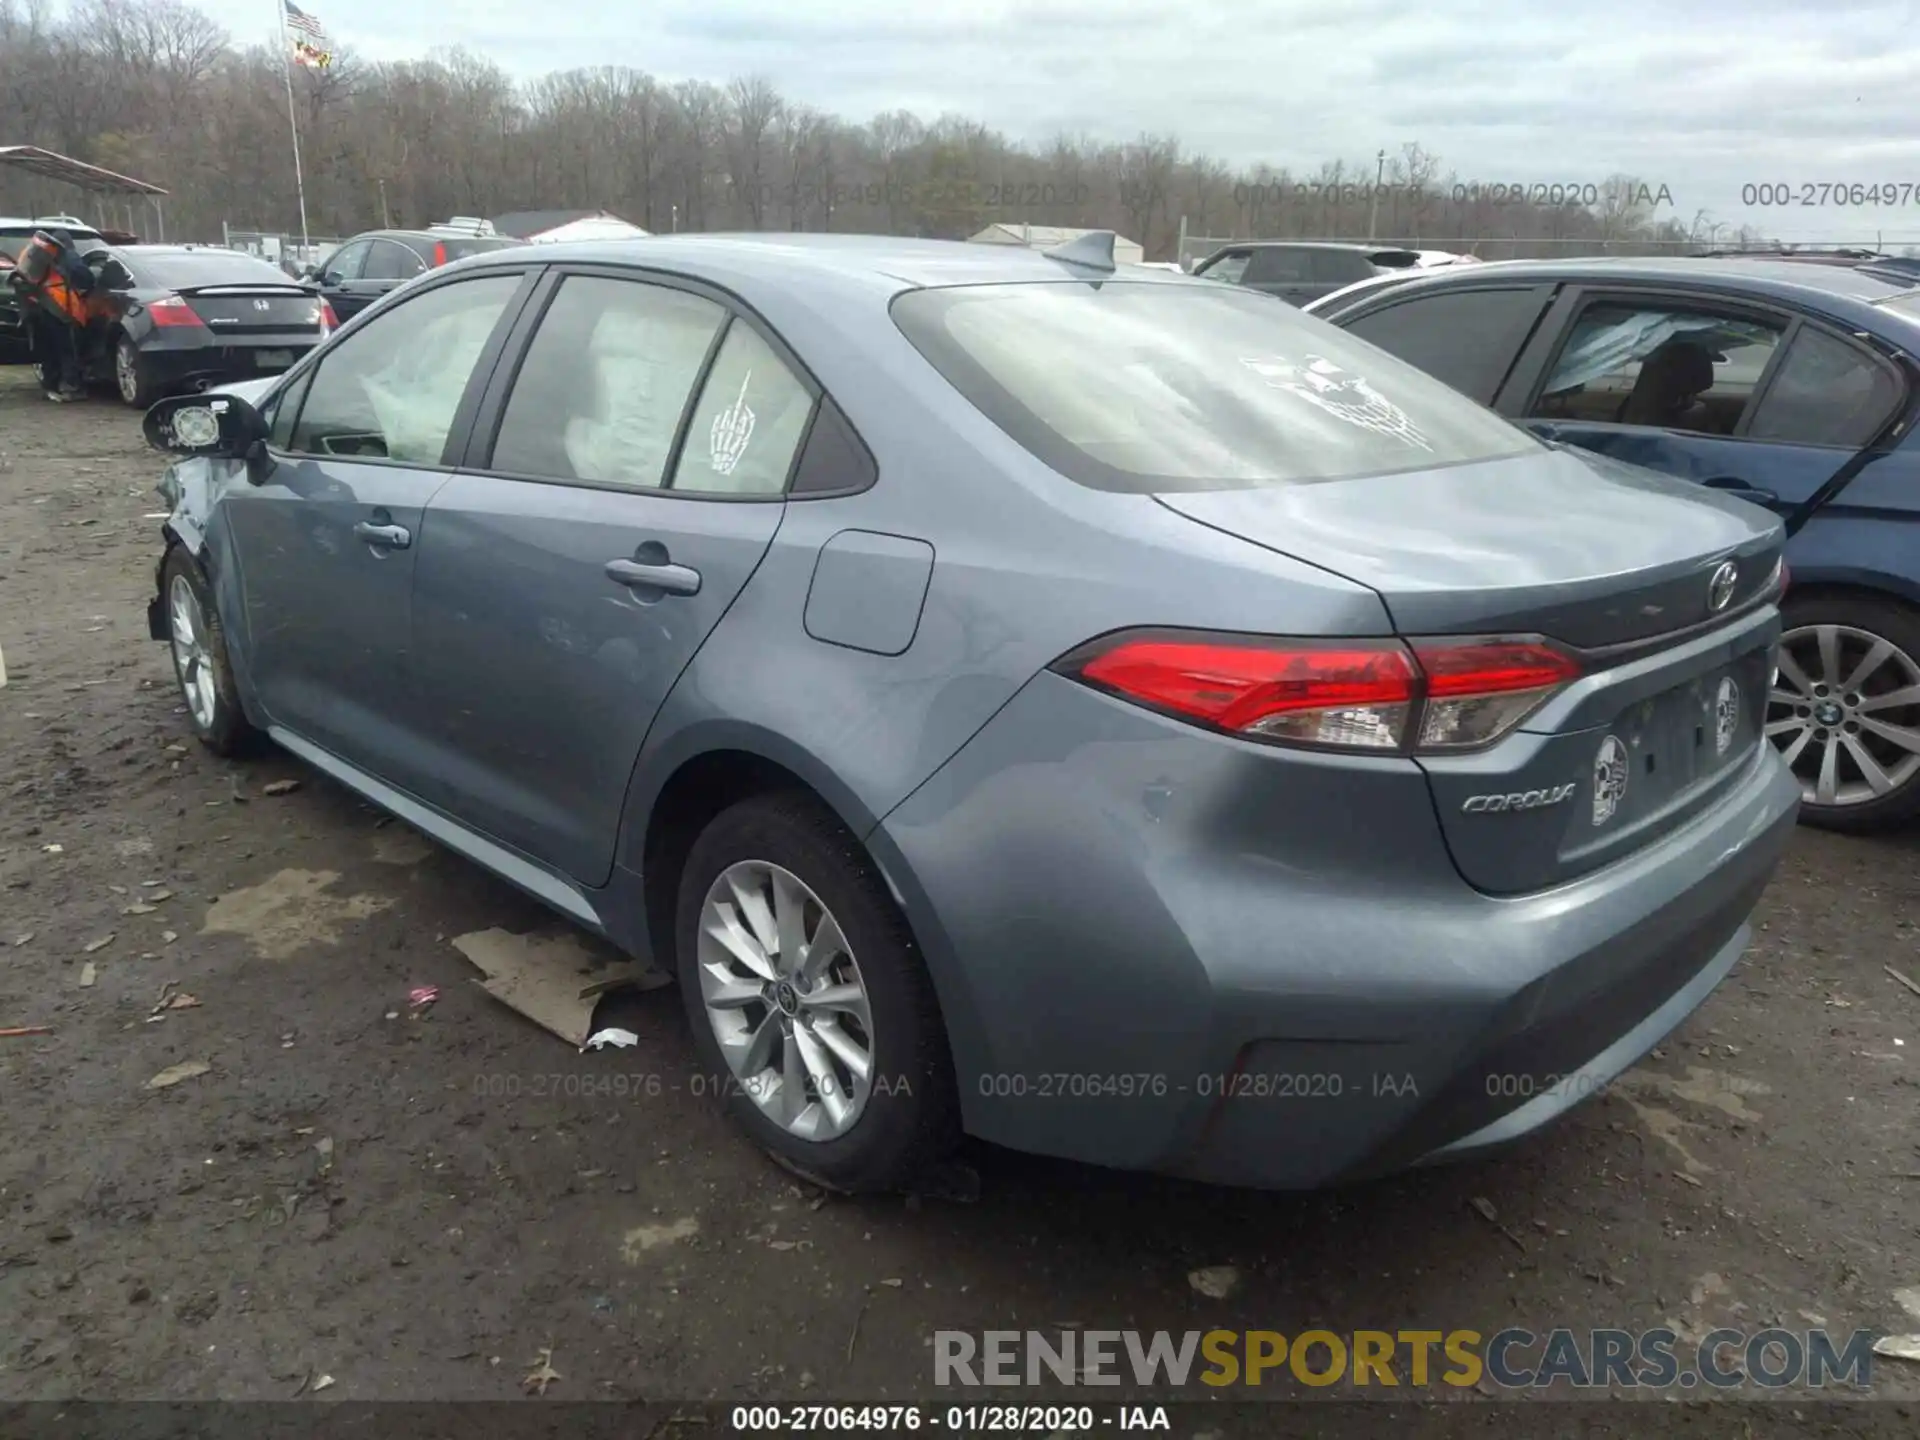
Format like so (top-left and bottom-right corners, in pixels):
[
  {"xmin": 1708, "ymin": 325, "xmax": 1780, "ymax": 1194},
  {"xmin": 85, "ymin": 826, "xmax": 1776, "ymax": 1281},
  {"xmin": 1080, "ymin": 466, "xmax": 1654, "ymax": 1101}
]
[{"xmin": 934, "ymin": 1328, "xmax": 1880, "ymax": 1391}]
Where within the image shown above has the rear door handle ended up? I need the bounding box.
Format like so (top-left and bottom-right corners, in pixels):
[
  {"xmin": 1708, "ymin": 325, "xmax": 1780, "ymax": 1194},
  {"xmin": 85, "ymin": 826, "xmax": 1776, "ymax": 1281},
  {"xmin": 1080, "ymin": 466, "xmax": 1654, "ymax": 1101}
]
[
  {"xmin": 605, "ymin": 558, "xmax": 701, "ymax": 597},
  {"xmin": 353, "ymin": 520, "xmax": 411, "ymax": 549},
  {"xmin": 1702, "ymin": 476, "xmax": 1779, "ymax": 506}
]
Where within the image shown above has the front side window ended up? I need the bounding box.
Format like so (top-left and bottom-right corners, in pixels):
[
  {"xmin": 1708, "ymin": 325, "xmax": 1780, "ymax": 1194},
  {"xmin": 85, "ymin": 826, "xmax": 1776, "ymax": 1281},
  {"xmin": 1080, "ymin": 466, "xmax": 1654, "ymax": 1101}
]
[
  {"xmin": 287, "ymin": 273, "xmax": 520, "ymax": 463},
  {"xmin": 1748, "ymin": 326, "xmax": 1903, "ymax": 448},
  {"xmin": 668, "ymin": 322, "xmax": 815, "ymax": 495},
  {"xmin": 892, "ymin": 281, "xmax": 1537, "ymax": 494},
  {"xmin": 324, "ymin": 241, "xmax": 369, "ymax": 282},
  {"xmin": 1531, "ymin": 301, "xmax": 1786, "ymax": 435},
  {"xmin": 491, "ymin": 275, "xmax": 726, "ymax": 489}
]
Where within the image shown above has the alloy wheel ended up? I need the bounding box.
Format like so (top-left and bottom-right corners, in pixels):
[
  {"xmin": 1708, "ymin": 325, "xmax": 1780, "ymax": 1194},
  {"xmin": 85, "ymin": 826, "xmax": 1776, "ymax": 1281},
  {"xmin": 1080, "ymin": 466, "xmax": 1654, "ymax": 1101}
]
[
  {"xmin": 696, "ymin": 860, "xmax": 875, "ymax": 1141},
  {"xmin": 116, "ymin": 342, "xmax": 138, "ymax": 404},
  {"xmin": 168, "ymin": 573, "xmax": 218, "ymax": 731},
  {"xmin": 1767, "ymin": 623, "xmax": 1920, "ymax": 808}
]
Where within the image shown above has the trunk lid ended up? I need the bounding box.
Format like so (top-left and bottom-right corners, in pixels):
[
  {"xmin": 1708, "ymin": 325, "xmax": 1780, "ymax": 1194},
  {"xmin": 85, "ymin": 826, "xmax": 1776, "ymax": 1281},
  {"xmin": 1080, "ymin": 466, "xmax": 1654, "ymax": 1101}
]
[
  {"xmin": 178, "ymin": 285, "xmax": 325, "ymax": 336},
  {"xmin": 1157, "ymin": 445, "xmax": 1786, "ymax": 894}
]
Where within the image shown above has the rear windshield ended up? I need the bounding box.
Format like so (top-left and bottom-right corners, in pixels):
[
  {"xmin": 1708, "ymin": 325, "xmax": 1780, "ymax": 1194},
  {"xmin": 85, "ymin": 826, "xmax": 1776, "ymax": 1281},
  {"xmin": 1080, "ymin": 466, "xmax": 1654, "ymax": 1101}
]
[
  {"xmin": 891, "ymin": 282, "xmax": 1537, "ymax": 492},
  {"xmin": 129, "ymin": 251, "xmax": 302, "ymax": 288}
]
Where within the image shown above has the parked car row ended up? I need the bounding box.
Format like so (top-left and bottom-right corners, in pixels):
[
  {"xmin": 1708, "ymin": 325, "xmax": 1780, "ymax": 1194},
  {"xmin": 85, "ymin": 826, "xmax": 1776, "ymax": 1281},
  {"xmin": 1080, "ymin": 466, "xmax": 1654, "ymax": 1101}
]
[
  {"xmin": 2, "ymin": 230, "xmax": 335, "ymax": 403},
  {"xmin": 137, "ymin": 230, "xmax": 1802, "ymax": 1196},
  {"xmin": 1, "ymin": 220, "xmax": 521, "ymax": 403}
]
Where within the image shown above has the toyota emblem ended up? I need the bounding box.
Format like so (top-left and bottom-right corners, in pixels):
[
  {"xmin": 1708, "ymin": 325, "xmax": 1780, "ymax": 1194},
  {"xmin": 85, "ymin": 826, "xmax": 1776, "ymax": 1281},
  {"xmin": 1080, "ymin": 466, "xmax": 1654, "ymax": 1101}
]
[{"xmin": 1707, "ymin": 560, "xmax": 1739, "ymax": 613}]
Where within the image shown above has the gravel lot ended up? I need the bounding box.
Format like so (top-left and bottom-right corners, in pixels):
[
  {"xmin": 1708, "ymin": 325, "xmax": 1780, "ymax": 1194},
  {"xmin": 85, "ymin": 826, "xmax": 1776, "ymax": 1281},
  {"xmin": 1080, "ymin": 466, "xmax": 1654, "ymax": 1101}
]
[{"xmin": 1, "ymin": 368, "xmax": 1916, "ymax": 1425}]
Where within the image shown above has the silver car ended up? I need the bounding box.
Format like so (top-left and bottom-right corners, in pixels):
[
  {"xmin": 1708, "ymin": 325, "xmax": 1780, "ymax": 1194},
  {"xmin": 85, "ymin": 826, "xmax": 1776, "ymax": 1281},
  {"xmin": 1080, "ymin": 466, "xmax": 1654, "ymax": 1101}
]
[{"xmin": 141, "ymin": 233, "xmax": 1800, "ymax": 1193}]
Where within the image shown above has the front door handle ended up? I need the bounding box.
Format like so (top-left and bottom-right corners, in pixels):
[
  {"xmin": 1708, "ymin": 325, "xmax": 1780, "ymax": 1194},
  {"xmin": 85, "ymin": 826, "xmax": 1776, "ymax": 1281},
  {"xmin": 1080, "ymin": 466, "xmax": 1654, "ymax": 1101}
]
[
  {"xmin": 1702, "ymin": 476, "xmax": 1779, "ymax": 506},
  {"xmin": 605, "ymin": 557, "xmax": 701, "ymax": 597},
  {"xmin": 354, "ymin": 520, "xmax": 411, "ymax": 549}
]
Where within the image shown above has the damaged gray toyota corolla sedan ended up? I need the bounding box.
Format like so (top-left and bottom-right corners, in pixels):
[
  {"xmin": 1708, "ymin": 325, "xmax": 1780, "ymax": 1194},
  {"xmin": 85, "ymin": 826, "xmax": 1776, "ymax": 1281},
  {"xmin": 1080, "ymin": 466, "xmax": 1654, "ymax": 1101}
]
[{"xmin": 140, "ymin": 232, "xmax": 1800, "ymax": 1193}]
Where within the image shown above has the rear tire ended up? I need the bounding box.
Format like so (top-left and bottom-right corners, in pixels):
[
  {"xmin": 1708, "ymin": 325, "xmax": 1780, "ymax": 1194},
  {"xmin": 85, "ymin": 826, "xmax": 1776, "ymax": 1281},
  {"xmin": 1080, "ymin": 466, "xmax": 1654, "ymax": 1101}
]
[
  {"xmin": 160, "ymin": 547, "xmax": 258, "ymax": 758},
  {"xmin": 1770, "ymin": 592, "xmax": 1920, "ymax": 832},
  {"xmin": 673, "ymin": 792, "xmax": 957, "ymax": 1193},
  {"xmin": 115, "ymin": 334, "xmax": 155, "ymax": 408}
]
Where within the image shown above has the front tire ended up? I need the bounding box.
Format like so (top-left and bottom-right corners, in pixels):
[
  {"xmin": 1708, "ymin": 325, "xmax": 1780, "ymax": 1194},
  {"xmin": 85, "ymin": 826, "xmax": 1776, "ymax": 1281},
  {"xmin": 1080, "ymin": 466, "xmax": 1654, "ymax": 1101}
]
[
  {"xmin": 674, "ymin": 792, "xmax": 957, "ymax": 1193},
  {"xmin": 115, "ymin": 334, "xmax": 156, "ymax": 408},
  {"xmin": 1768, "ymin": 592, "xmax": 1920, "ymax": 832},
  {"xmin": 161, "ymin": 547, "xmax": 257, "ymax": 757}
]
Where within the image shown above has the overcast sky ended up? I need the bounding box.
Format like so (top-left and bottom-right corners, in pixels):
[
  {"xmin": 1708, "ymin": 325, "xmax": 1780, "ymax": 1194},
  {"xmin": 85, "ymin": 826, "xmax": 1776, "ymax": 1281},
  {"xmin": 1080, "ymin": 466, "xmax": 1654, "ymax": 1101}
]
[{"xmin": 196, "ymin": 0, "xmax": 1920, "ymax": 242}]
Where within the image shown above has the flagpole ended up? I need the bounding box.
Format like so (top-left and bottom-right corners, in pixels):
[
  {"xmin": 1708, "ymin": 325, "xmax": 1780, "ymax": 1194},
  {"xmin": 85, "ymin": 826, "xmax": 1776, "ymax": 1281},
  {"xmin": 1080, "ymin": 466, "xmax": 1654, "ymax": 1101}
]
[{"xmin": 278, "ymin": 4, "xmax": 312, "ymax": 256}]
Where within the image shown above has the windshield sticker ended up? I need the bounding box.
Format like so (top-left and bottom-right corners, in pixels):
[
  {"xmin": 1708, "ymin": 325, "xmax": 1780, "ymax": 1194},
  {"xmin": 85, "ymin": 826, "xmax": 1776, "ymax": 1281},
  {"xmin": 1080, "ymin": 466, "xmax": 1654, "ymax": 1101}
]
[
  {"xmin": 1239, "ymin": 354, "xmax": 1433, "ymax": 451},
  {"xmin": 709, "ymin": 372, "xmax": 756, "ymax": 475}
]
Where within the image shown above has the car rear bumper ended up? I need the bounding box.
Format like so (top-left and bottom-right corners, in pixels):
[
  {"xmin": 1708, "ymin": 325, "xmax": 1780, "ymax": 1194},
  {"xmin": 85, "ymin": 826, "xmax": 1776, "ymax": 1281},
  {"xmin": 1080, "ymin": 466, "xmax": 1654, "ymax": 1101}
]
[
  {"xmin": 871, "ymin": 670, "xmax": 1800, "ymax": 1190},
  {"xmin": 135, "ymin": 333, "xmax": 319, "ymax": 391}
]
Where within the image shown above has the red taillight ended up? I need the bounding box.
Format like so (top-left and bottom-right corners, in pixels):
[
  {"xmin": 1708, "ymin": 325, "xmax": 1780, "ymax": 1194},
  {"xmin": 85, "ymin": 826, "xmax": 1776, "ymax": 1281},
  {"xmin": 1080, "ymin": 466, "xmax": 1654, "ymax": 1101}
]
[
  {"xmin": 146, "ymin": 294, "xmax": 203, "ymax": 327},
  {"xmin": 1778, "ymin": 559, "xmax": 1791, "ymax": 593},
  {"xmin": 432, "ymin": 241, "xmax": 447, "ymax": 267},
  {"xmin": 318, "ymin": 299, "xmax": 339, "ymax": 331},
  {"xmin": 1060, "ymin": 630, "xmax": 1581, "ymax": 754}
]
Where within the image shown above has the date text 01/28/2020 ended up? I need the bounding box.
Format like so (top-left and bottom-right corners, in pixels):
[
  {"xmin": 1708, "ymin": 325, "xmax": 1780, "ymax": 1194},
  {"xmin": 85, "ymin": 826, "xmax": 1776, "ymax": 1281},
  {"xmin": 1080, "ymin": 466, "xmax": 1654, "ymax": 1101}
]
[{"xmin": 729, "ymin": 1405, "xmax": 1171, "ymax": 1431}]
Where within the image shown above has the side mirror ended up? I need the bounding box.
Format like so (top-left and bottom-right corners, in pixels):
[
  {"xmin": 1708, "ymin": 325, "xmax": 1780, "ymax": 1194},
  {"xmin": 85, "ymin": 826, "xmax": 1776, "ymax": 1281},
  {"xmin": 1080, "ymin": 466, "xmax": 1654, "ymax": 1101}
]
[
  {"xmin": 142, "ymin": 392, "xmax": 268, "ymax": 460},
  {"xmin": 318, "ymin": 270, "xmax": 341, "ymax": 287}
]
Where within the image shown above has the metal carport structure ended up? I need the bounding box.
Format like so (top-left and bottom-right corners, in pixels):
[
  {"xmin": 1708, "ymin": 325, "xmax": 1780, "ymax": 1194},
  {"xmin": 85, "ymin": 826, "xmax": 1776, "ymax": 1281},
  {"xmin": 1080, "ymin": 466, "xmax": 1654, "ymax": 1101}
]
[{"xmin": 0, "ymin": 146, "xmax": 169, "ymax": 241}]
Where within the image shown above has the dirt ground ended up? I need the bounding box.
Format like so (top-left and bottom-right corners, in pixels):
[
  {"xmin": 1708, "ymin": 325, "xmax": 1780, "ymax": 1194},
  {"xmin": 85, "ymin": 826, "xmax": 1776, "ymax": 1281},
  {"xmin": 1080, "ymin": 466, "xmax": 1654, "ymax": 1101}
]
[{"xmin": 1, "ymin": 367, "xmax": 1917, "ymax": 1421}]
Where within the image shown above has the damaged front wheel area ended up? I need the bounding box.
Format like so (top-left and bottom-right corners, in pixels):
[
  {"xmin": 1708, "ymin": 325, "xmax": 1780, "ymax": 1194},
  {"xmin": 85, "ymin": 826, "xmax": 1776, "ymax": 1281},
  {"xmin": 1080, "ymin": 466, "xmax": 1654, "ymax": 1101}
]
[{"xmin": 160, "ymin": 546, "xmax": 257, "ymax": 757}]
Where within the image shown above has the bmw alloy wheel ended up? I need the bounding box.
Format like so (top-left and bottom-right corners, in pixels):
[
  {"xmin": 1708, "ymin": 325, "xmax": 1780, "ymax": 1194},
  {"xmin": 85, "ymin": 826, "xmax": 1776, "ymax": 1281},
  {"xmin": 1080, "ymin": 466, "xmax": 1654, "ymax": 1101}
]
[
  {"xmin": 1767, "ymin": 623, "xmax": 1920, "ymax": 808},
  {"xmin": 168, "ymin": 573, "xmax": 219, "ymax": 731},
  {"xmin": 696, "ymin": 860, "xmax": 876, "ymax": 1141}
]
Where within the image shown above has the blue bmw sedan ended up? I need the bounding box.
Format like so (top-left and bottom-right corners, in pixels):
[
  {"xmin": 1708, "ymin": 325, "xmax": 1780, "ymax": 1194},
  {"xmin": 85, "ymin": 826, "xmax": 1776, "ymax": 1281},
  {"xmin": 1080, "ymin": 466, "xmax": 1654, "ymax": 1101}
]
[{"xmin": 1310, "ymin": 255, "xmax": 1920, "ymax": 832}]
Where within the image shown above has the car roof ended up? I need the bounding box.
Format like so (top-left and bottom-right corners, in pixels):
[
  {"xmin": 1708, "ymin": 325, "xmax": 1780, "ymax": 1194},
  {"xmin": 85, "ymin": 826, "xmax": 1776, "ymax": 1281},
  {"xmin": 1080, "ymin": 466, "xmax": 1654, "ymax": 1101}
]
[
  {"xmin": 1312, "ymin": 254, "xmax": 1920, "ymax": 327},
  {"xmin": 456, "ymin": 231, "xmax": 1201, "ymax": 296}
]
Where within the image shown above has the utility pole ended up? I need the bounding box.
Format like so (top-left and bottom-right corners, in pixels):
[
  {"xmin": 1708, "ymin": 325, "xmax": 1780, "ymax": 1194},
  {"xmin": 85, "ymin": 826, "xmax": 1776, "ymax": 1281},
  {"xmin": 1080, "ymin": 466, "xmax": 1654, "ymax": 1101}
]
[
  {"xmin": 377, "ymin": 178, "xmax": 390, "ymax": 229},
  {"xmin": 1367, "ymin": 149, "xmax": 1386, "ymax": 241}
]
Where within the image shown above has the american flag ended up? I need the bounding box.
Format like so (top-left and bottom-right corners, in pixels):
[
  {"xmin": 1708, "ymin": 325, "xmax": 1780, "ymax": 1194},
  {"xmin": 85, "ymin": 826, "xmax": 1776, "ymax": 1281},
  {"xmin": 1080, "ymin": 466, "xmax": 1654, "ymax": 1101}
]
[{"xmin": 283, "ymin": 2, "xmax": 327, "ymax": 41}]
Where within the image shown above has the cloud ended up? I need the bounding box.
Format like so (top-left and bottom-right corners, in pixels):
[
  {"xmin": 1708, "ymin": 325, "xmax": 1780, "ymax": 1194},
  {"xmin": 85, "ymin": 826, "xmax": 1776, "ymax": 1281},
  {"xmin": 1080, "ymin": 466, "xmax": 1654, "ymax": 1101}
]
[{"xmin": 195, "ymin": 0, "xmax": 1920, "ymax": 240}]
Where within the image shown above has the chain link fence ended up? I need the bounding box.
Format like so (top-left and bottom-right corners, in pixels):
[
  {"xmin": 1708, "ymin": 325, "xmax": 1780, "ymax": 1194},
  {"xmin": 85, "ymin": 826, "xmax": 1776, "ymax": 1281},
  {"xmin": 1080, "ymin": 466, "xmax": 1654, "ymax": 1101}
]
[{"xmin": 219, "ymin": 226, "xmax": 347, "ymax": 277}]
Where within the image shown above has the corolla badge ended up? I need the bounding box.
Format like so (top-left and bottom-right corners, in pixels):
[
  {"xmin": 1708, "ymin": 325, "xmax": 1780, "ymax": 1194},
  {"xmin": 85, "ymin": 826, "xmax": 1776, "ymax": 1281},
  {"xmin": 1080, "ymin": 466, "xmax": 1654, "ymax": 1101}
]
[
  {"xmin": 1714, "ymin": 675, "xmax": 1740, "ymax": 755},
  {"xmin": 1708, "ymin": 560, "xmax": 1739, "ymax": 613},
  {"xmin": 1592, "ymin": 734, "xmax": 1630, "ymax": 826}
]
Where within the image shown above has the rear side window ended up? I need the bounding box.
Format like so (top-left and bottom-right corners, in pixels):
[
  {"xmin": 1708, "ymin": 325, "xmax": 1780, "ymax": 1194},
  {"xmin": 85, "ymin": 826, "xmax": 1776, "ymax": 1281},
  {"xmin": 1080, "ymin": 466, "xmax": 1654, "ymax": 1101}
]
[
  {"xmin": 363, "ymin": 240, "xmax": 425, "ymax": 281},
  {"xmin": 1244, "ymin": 248, "xmax": 1314, "ymax": 284},
  {"xmin": 1531, "ymin": 302, "xmax": 1787, "ymax": 436},
  {"xmin": 891, "ymin": 281, "xmax": 1537, "ymax": 493},
  {"xmin": 668, "ymin": 322, "xmax": 816, "ymax": 495},
  {"xmin": 1310, "ymin": 250, "xmax": 1376, "ymax": 284},
  {"xmin": 1343, "ymin": 287, "xmax": 1547, "ymax": 405},
  {"xmin": 1748, "ymin": 327, "xmax": 1903, "ymax": 448},
  {"xmin": 490, "ymin": 275, "xmax": 726, "ymax": 489}
]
